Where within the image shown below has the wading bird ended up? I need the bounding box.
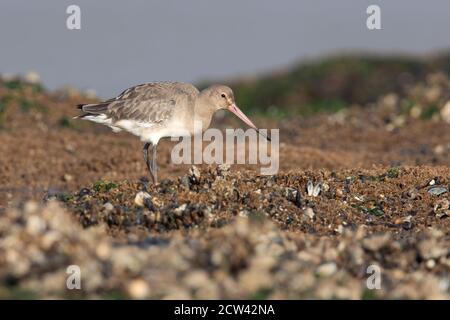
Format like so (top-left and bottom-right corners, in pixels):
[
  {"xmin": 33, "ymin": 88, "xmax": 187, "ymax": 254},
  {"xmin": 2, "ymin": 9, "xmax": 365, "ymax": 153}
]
[{"xmin": 75, "ymin": 82, "xmax": 269, "ymax": 183}]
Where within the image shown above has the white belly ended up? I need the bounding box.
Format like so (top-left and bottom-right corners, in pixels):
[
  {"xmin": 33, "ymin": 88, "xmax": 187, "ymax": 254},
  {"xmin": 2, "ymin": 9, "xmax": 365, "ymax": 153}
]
[{"xmin": 82, "ymin": 115, "xmax": 194, "ymax": 145}]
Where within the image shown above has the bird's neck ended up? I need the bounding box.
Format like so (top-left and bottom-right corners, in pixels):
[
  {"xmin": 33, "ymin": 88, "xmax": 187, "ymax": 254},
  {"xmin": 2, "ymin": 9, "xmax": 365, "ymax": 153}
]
[{"xmin": 193, "ymin": 93, "xmax": 215, "ymax": 131}]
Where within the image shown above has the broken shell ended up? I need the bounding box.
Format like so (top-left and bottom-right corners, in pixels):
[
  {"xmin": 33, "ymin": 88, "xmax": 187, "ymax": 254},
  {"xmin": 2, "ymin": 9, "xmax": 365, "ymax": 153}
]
[
  {"xmin": 284, "ymin": 188, "xmax": 298, "ymax": 202},
  {"xmin": 189, "ymin": 165, "xmax": 201, "ymax": 183},
  {"xmin": 307, "ymin": 180, "xmax": 314, "ymax": 196},
  {"xmin": 307, "ymin": 181, "xmax": 321, "ymax": 197},
  {"xmin": 436, "ymin": 211, "xmax": 449, "ymax": 219},
  {"xmin": 134, "ymin": 191, "xmax": 151, "ymax": 207},
  {"xmin": 312, "ymin": 183, "xmax": 322, "ymax": 197},
  {"xmin": 427, "ymin": 186, "xmax": 447, "ymax": 196}
]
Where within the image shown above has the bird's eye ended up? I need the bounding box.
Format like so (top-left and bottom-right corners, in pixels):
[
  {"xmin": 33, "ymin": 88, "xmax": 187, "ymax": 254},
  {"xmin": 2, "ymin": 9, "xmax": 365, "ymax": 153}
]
[{"xmin": 221, "ymin": 93, "xmax": 226, "ymax": 98}]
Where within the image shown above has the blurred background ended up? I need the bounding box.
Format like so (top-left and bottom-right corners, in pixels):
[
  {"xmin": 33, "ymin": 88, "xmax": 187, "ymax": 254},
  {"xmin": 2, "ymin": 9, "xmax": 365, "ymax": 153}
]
[{"xmin": 0, "ymin": 0, "xmax": 450, "ymax": 97}]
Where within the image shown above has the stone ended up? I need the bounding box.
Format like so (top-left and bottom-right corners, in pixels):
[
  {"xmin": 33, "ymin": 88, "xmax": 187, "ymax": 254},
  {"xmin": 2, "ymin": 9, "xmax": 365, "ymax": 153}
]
[
  {"xmin": 126, "ymin": 279, "xmax": 150, "ymax": 299},
  {"xmin": 440, "ymin": 101, "xmax": 450, "ymax": 124},
  {"xmin": 362, "ymin": 234, "xmax": 391, "ymax": 251},
  {"xmin": 134, "ymin": 191, "xmax": 151, "ymax": 207},
  {"xmin": 316, "ymin": 262, "xmax": 337, "ymax": 277}
]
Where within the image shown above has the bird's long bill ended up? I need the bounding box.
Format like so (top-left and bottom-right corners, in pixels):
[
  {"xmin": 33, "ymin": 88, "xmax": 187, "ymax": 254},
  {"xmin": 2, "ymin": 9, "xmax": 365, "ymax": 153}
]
[{"xmin": 229, "ymin": 104, "xmax": 271, "ymax": 141}]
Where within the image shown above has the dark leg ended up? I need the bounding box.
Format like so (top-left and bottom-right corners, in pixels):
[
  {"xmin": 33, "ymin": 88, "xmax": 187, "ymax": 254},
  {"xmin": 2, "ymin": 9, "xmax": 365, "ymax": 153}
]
[
  {"xmin": 151, "ymin": 143, "xmax": 158, "ymax": 184},
  {"xmin": 143, "ymin": 142, "xmax": 158, "ymax": 184},
  {"xmin": 143, "ymin": 142, "xmax": 151, "ymax": 173}
]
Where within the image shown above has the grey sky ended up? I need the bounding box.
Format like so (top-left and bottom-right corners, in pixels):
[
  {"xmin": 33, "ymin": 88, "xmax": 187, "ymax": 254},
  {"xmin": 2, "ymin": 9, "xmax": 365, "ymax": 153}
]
[{"xmin": 1, "ymin": 0, "xmax": 449, "ymax": 98}]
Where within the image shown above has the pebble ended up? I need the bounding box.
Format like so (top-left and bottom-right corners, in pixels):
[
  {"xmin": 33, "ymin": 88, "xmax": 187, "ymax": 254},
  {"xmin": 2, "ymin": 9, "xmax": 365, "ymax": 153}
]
[
  {"xmin": 134, "ymin": 191, "xmax": 151, "ymax": 207},
  {"xmin": 316, "ymin": 262, "xmax": 337, "ymax": 277},
  {"xmin": 394, "ymin": 215, "xmax": 412, "ymax": 225},
  {"xmin": 96, "ymin": 242, "xmax": 111, "ymax": 260},
  {"xmin": 180, "ymin": 176, "xmax": 190, "ymax": 189},
  {"xmin": 434, "ymin": 198, "xmax": 449, "ymax": 213},
  {"xmin": 434, "ymin": 145, "xmax": 445, "ymax": 155},
  {"xmin": 426, "ymin": 259, "xmax": 436, "ymax": 269},
  {"xmin": 217, "ymin": 164, "xmax": 231, "ymax": 176},
  {"xmin": 441, "ymin": 101, "xmax": 450, "ymax": 124},
  {"xmin": 419, "ymin": 240, "xmax": 447, "ymax": 260},
  {"xmin": 103, "ymin": 202, "xmax": 114, "ymax": 213},
  {"xmin": 410, "ymin": 105, "xmax": 422, "ymax": 118},
  {"xmin": 362, "ymin": 234, "xmax": 391, "ymax": 251},
  {"xmin": 78, "ymin": 188, "xmax": 91, "ymax": 197},
  {"xmin": 334, "ymin": 225, "xmax": 344, "ymax": 234},
  {"xmin": 304, "ymin": 207, "xmax": 315, "ymax": 220},
  {"xmin": 174, "ymin": 204, "xmax": 187, "ymax": 216},
  {"xmin": 126, "ymin": 279, "xmax": 150, "ymax": 299},
  {"xmin": 26, "ymin": 215, "xmax": 47, "ymax": 235},
  {"xmin": 24, "ymin": 201, "xmax": 39, "ymax": 214}
]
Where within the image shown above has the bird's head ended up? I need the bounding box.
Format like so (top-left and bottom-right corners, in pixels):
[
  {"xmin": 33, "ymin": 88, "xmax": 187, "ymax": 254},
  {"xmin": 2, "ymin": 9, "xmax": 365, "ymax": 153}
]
[
  {"xmin": 200, "ymin": 85, "xmax": 271, "ymax": 141},
  {"xmin": 206, "ymin": 85, "xmax": 258, "ymax": 129}
]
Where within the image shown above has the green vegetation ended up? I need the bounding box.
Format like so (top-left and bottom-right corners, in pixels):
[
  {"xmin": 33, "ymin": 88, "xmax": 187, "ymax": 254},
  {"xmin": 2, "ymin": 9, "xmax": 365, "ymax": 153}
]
[
  {"xmin": 300, "ymin": 99, "xmax": 346, "ymax": 116},
  {"xmin": 352, "ymin": 200, "xmax": 385, "ymax": 217},
  {"xmin": 250, "ymin": 288, "xmax": 271, "ymax": 300},
  {"xmin": 0, "ymin": 95, "xmax": 14, "ymax": 128},
  {"xmin": 361, "ymin": 288, "xmax": 379, "ymax": 300},
  {"xmin": 201, "ymin": 53, "xmax": 450, "ymax": 116},
  {"xmin": 58, "ymin": 116, "xmax": 73, "ymax": 128},
  {"xmin": 248, "ymin": 210, "xmax": 267, "ymax": 223},
  {"xmin": 93, "ymin": 180, "xmax": 119, "ymax": 192},
  {"xmin": 56, "ymin": 193, "xmax": 74, "ymax": 202},
  {"xmin": 3, "ymin": 79, "xmax": 25, "ymax": 91},
  {"xmin": 0, "ymin": 286, "xmax": 38, "ymax": 299},
  {"xmin": 386, "ymin": 167, "xmax": 401, "ymax": 179},
  {"xmin": 19, "ymin": 98, "xmax": 32, "ymax": 112},
  {"xmin": 101, "ymin": 291, "xmax": 128, "ymax": 300},
  {"xmin": 1, "ymin": 79, "xmax": 43, "ymax": 93},
  {"xmin": 18, "ymin": 98, "xmax": 47, "ymax": 113},
  {"xmin": 0, "ymin": 100, "xmax": 6, "ymax": 129},
  {"xmin": 420, "ymin": 105, "xmax": 439, "ymax": 120},
  {"xmin": 367, "ymin": 206, "xmax": 385, "ymax": 217}
]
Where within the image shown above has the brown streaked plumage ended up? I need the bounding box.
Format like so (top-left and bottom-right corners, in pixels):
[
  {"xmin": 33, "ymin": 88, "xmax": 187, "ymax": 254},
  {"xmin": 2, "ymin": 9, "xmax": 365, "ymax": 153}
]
[{"xmin": 75, "ymin": 81, "xmax": 268, "ymax": 183}]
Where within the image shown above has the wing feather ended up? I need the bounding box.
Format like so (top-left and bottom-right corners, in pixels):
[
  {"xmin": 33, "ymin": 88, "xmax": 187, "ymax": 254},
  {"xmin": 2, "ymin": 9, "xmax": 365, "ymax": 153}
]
[{"xmin": 77, "ymin": 82, "xmax": 199, "ymax": 124}]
